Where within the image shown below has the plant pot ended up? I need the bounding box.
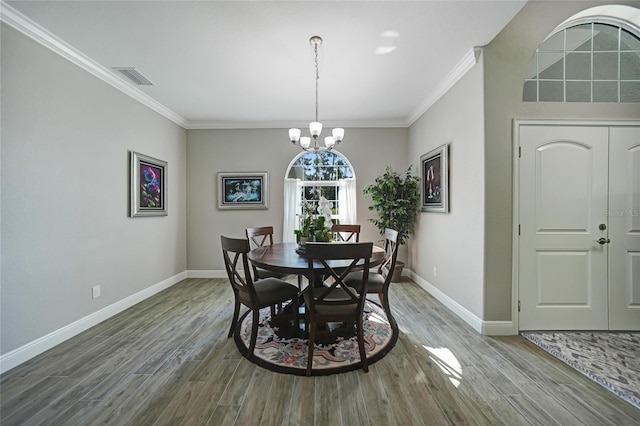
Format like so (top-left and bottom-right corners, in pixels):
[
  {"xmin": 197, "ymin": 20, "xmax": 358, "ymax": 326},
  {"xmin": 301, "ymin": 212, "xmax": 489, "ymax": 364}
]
[{"xmin": 391, "ymin": 261, "xmax": 404, "ymax": 282}]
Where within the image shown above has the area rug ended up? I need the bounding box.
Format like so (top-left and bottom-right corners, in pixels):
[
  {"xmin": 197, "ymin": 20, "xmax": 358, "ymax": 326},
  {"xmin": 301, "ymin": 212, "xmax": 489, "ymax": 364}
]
[
  {"xmin": 521, "ymin": 332, "xmax": 640, "ymax": 409},
  {"xmin": 234, "ymin": 300, "xmax": 398, "ymax": 376}
]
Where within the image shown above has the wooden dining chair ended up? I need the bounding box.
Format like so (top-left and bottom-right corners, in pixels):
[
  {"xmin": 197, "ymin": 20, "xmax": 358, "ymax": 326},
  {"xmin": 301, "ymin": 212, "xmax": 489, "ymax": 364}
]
[
  {"xmin": 246, "ymin": 226, "xmax": 293, "ymax": 280},
  {"xmin": 303, "ymin": 241, "xmax": 373, "ymax": 376},
  {"xmin": 221, "ymin": 235, "xmax": 299, "ymax": 359},
  {"xmin": 331, "ymin": 224, "xmax": 361, "ymax": 242},
  {"xmin": 344, "ymin": 228, "xmax": 400, "ymax": 331}
]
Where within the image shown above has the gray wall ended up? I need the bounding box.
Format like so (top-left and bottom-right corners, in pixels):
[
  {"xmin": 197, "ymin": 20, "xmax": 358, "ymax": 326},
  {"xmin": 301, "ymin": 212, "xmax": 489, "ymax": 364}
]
[
  {"xmin": 407, "ymin": 54, "xmax": 486, "ymax": 318},
  {"xmin": 1, "ymin": 25, "xmax": 187, "ymax": 354},
  {"xmin": 4, "ymin": 0, "xmax": 639, "ymax": 362},
  {"xmin": 483, "ymin": 0, "xmax": 640, "ymax": 321},
  {"xmin": 405, "ymin": 0, "xmax": 640, "ymax": 324},
  {"xmin": 186, "ymin": 128, "xmax": 409, "ymax": 271}
]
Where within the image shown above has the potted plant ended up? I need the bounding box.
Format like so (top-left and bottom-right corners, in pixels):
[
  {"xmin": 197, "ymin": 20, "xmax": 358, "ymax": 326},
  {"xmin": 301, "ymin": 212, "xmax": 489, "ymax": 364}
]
[
  {"xmin": 294, "ymin": 216, "xmax": 312, "ymax": 245},
  {"xmin": 295, "ymin": 197, "xmax": 333, "ymax": 246},
  {"xmin": 313, "ymin": 215, "xmax": 332, "ymax": 242},
  {"xmin": 364, "ymin": 165, "xmax": 421, "ymax": 281}
]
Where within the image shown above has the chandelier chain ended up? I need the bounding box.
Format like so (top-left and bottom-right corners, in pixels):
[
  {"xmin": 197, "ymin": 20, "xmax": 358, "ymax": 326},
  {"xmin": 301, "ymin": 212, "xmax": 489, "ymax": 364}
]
[{"xmin": 314, "ymin": 41, "xmax": 319, "ymax": 123}]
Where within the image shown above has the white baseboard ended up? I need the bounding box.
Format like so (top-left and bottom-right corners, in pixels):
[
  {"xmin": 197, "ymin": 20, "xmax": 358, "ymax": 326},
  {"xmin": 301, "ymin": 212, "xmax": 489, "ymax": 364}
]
[
  {"xmin": 405, "ymin": 269, "xmax": 515, "ymax": 336},
  {"xmin": 191, "ymin": 268, "xmax": 514, "ymax": 336},
  {"xmin": 482, "ymin": 321, "xmax": 517, "ymax": 335},
  {"xmin": 0, "ymin": 271, "xmax": 187, "ymax": 374},
  {"xmin": 187, "ymin": 270, "xmax": 227, "ymax": 279},
  {"xmin": 1, "ymin": 268, "xmax": 514, "ymax": 374}
]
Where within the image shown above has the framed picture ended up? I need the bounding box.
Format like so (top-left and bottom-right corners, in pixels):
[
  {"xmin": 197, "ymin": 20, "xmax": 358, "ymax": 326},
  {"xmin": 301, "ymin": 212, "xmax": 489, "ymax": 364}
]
[
  {"xmin": 130, "ymin": 151, "xmax": 168, "ymax": 217},
  {"xmin": 420, "ymin": 144, "xmax": 449, "ymax": 213},
  {"xmin": 218, "ymin": 172, "xmax": 268, "ymax": 210}
]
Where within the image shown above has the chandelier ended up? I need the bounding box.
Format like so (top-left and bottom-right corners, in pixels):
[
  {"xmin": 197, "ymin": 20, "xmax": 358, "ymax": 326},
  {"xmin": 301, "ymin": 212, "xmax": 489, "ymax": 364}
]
[{"xmin": 289, "ymin": 36, "xmax": 344, "ymax": 152}]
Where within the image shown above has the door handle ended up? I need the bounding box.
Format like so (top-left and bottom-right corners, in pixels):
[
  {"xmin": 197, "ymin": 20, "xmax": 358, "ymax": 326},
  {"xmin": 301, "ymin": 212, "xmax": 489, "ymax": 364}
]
[{"xmin": 597, "ymin": 237, "xmax": 611, "ymax": 245}]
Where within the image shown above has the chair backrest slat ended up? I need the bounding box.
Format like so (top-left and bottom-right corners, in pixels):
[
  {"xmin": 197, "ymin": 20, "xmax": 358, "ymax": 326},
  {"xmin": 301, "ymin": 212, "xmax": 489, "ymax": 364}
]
[
  {"xmin": 246, "ymin": 226, "xmax": 275, "ymax": 249},
  {"xmin": 245, "ymin": 226, "xmax": 279, "ymax": 280},
  {"xmin": 305, "ymin": 242, "xmax": 372, "ymax": 307},
  {"xmin": 331, "ymin": 224, "xmax": 361, "ymax": 242},
  {"xmin": 221, "ymin": 235, "xmax": 257, "ymax": 298},
  {"xmin": 380, "ymin": 228, "xmax": 400, "ymax": 281}
]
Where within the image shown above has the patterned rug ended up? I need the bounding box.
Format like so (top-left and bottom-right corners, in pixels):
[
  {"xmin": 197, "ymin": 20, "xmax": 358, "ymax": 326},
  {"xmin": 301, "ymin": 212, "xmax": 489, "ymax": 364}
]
[
  {"xmin": 521, "ymin": 332, "xmax": 640, "ymax": 409},
  {"xmin": 234, "ymin": 300, "xmax": 397, "ymax": 376}
]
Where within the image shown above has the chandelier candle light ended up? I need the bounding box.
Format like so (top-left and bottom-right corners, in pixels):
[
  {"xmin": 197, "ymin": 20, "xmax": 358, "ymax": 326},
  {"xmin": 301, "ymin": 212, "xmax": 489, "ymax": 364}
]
[{"xmin": 289, "ymin": 36, "xmax": 344, "ymax": 152}]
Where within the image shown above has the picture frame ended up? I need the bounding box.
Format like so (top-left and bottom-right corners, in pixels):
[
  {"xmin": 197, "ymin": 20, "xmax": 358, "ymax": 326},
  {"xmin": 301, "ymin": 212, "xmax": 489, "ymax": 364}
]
[
  {"xmin": 420, "ymin": 144, "xmax": 449, "ymax": 213},
  {"xmin": 130, "ymin": 151, "xmax": 168, "ymax": 217},
  {"xmin": 218, "ymin": 172, "xmax": 268, "ymax": 210}
]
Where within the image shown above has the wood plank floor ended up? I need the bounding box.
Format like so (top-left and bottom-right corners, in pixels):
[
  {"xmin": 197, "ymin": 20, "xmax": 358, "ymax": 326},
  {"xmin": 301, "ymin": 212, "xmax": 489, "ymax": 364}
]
[{"xmin": 2, "ymin": 277, "xmax": 639, "ymax": 425}]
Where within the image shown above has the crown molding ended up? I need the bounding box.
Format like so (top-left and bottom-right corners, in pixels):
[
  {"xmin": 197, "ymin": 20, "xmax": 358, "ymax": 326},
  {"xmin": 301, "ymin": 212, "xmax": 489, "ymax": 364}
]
[
  {"xmin": 2, "ymin": 1, "xmax": 473, "ymax": 131},
  {"xmin": 406, "ymin": 47, "xmax": 482, "ymax": 126},
  {"xmin": 185, "ymin": 119, "xmax": 409, "ymax": 130},
  {"xmin": 0, "ymin": 2, "xmax": 189, "ymax": 128}
]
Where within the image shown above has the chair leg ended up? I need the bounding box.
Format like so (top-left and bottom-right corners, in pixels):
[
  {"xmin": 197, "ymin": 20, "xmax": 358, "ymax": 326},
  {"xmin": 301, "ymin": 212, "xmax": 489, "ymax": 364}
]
[
  {"xmin": 380, "ymin": 292, "xmax": 397, "ymax": 332},
  {"xmin": 293, "ymin": 298, "xmax": 300, "ymax": 336},
  {"xmin": 228, "ymin": 299, "xmax": 240, "ymax": 338},
  {"xmin": 346, "ymin": 320, "xmax": 355, "ymax": 331},
  {"xmin": 247, "ymin": 309, "xmax": 259, "ymax": 359},
  {"xmin": 307, "ymin": 319, "xmax": 316, "ymax": 376},
  {"xmin": 356, "ymin": 317, "xmax": 369, "ymax": 373}
]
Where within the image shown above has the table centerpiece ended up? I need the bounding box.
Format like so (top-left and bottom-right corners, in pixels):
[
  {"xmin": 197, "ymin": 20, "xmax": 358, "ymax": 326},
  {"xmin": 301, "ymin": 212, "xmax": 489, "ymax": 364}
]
[{"xmin": 295, "ymin": 196, "xmax": 334, "ymax": 250}]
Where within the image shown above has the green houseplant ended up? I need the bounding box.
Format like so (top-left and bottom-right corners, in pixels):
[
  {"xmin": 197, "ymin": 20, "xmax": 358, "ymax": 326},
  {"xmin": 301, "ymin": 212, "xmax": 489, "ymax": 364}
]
[
  {"xmin": 294, "ymin": 197, "xmax": 333, "ymax": 245},
  {"xmin": 364, "ymin": 166, "xmax": 421, "ymax": 281}
]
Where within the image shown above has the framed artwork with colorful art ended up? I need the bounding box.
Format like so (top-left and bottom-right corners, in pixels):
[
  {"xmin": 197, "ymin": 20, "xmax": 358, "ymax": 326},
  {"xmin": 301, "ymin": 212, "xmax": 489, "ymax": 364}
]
[{"xmin": 130, "ymin": 151, "xmax": 167, "ymax": 217}]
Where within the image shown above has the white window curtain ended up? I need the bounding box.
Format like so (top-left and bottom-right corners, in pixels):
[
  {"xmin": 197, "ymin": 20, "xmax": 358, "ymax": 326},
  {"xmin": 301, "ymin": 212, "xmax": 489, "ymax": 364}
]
[
  {"xmin": 338, "ymin": 178, "xmax": 357, "ymax": 225},
  {"xmin": 283, "ymin": 178, "xmax": 302, "ymax": 242}
]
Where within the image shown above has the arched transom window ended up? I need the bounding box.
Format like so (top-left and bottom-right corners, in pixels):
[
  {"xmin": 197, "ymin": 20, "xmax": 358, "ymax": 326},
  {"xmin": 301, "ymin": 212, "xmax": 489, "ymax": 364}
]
[
  {"xmin": 523, "ymin": 6, "xmax": 640, "ymax": 103},
  {"xmin": 282, "ymin": 150, "xmax": 356, "ymax": 242}
]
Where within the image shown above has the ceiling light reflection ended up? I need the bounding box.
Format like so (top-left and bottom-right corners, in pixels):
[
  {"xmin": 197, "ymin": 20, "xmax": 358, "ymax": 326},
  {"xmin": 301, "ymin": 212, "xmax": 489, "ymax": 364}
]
[
  {"xmin": 380, "ymin": 30, "xmax": 400, "ymax": 38},
  {"xmin": 375, "ymin": 29, "xmax": 400, "ymax": 55},
  {"xmin": 375, "ymin": 46, "xmax": 397, "ymax": 55}
]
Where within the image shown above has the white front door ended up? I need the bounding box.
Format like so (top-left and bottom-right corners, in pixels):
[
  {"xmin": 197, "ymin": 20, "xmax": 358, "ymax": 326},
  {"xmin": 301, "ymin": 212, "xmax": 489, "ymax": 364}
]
[
  {"xmin": 608, "ymin": 127, "xmax": 640, "ymax": 330},
  {"xmin": 519, "ymin": 125, "xmax": 609, "ymax": 330}
]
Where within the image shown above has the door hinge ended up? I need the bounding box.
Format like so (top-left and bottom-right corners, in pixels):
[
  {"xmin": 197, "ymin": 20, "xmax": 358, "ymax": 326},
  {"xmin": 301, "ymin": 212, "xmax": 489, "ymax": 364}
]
[
  {"xmin": 518, "ymin": 224, "xmax": 521, "ymax": 235},
  {"xmin": 519, "ymin": 146, "xmax": 521, "ymax": 158},
  {"xmin": 518, "ymin": 300, "xmax": 521, "ymax": 312}
]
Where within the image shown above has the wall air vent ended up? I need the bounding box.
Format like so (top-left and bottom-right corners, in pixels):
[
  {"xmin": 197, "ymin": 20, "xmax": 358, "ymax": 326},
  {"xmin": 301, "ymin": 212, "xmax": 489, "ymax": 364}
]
[{"xmin": 112, "ymin": 67, "xmax": 154, "ymax": 86}]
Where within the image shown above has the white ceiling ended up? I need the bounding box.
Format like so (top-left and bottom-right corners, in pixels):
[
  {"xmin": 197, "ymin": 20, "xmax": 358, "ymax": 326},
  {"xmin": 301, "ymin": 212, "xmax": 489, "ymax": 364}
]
[{"xmin": 5, "ymin": 0, "xmax": 528, "ymax": 129}]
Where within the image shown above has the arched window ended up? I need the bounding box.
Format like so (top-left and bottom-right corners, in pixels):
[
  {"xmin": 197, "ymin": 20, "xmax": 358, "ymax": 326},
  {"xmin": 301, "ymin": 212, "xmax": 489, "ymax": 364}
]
[
  {"xmin": 523, "ymin": 5, "xmax": 640, "ymax": 102},
  {"xmin": 283, "ymin": 151, "xmax": 356, "ymax": 242}
]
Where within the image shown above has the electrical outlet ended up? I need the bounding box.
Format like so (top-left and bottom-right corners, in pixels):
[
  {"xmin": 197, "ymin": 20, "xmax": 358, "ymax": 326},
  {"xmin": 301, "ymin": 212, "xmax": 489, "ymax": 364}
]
[
  {"xmin": 92, "ymin": 285, "xmax": 101, "ymax": 299},
  {"xmin": 433, "ymin": 267, "xmax": 437, "ymax": 277}
]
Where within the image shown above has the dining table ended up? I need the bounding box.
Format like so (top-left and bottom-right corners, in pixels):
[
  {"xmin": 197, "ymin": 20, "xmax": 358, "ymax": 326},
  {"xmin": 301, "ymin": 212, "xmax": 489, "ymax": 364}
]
[
  {"xmin": 247, "ymin": 241, "xmax": 387, "ymax": 344},
  {"xmin": 247, "ymin": 241, "xmax": 385, "ymax": 287}
]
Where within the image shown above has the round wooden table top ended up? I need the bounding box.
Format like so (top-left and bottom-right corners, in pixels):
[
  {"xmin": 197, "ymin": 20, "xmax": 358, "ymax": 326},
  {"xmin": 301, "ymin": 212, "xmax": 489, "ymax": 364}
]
[{"xmin": 247, "ymin": 242, "xmax": 385, "ymax": 275}]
